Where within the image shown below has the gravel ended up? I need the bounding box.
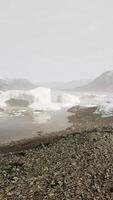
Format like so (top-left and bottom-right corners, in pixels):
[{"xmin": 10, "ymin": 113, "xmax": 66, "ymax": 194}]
[{"xmin": 0, "ymin": 107, "xmax": 113, "ymax": 199}]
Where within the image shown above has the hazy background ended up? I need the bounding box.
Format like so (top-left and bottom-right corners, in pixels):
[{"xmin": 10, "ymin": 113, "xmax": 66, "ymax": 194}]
[{"xmin": 0, "ymin": 0, "xmax": 113, "ymax": 82}]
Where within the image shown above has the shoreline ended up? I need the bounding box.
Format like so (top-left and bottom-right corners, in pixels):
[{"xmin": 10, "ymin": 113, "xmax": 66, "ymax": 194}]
[
  {"xmin": 0, "ymin": 106, "xmax": 113, "ymax": 154},
  {"xmin": 1, "ymin": 125, "xmax": 111, "ymax": 154},
  {"xmin": 1, "ymin": 106, "xmax": 113, "ymax": 199}
]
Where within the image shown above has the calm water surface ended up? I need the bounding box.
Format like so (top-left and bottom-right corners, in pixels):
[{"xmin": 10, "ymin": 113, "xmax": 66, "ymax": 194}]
[{"xmin": 0, "ymin": 109, "xmax": 71, "ymax": 145}]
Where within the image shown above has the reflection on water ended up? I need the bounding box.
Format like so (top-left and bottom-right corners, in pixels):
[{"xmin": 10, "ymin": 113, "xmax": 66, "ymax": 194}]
[
  {"xmin": 33, "ymin": 111, "xmax": 51, "ymax": 124},
  {"xmin": 1, "ymin": 90, "xmax": 112, "ymax": 145},
  {"xmin": 0, "ymin": 109, "xmax": 71, "ymax": 145}
]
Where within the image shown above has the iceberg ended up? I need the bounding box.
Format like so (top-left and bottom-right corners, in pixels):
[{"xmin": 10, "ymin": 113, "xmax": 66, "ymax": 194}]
[
  {"xmin": 0, "ymin": 90, "xmax": 33, "ymax": 109},
  {"xmin": 30, "ymin": 87, "xmax": 52, "ymax": 110},
  {"xmin": 0, "ymin": 87, "xmax": 80, "ymax": 112},
  {"xmin": 95, "ymin": 102, "xmax": 113, "ymax": 117},
  {"xmin": 57, "ymin": 93, "xmax": 80, "ymax": 107}
]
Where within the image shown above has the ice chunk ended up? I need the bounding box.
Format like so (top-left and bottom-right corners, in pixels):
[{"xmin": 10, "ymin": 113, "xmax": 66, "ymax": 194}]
[
  {"xmin": 30, "ymin": 87, "xmax": 61, "ymax": 111},
  {"xmin": 30, "ymin": 87, "xmax": 51, "ymax": 110},
  {"xmin": 0, "ymin": 87, "xmax": 61, "ymax": 112},
  {"xmin": 0, "ymin": 87, "xmax": 80, "ymax": 113},
  {"xmin": 57, "ymin": 93, "xmax": 80, "ymax": 107},
  {"xmin": 0, "ymin": 90, "xmax": 33, "ymax": 109},
  {"xmin": 95, "ymin": 102, "xmax": 113, "ymax": 117}
]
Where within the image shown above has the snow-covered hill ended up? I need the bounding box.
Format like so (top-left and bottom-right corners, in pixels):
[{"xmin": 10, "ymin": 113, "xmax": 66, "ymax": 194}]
[
  {"xmin": 38, "ymin": 80, "xmax": 91, "ymax": 90},
  {"xmin": 76, "ymin": 71, "xmax": 113, "ymax": 91},
  {"xmin": 0, "ymin": 79, "xmax": 36, "ymax": 91}
]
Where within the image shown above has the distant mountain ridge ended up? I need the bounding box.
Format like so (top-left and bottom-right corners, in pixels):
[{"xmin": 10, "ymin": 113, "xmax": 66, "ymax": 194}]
[
  {"xmin": 0, "ymin": 79, "xmax": 36, "ymax": 90},
  {"xmin": 0, "ymin": 70, "xmax": 113, "ymax": 91},
  {"xmin": 76, "ymin": 71, "xmax": 113, "ymax": 91},
  {"xmin": 38, "ymin": 80, "xmax": 91, "ymax": 90},
  {"xmin": 0, "ymin": 78, "xmax": 91, "ymax": 91}
]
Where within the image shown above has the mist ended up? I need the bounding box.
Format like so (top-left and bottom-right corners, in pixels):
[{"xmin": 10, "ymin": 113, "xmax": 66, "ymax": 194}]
[{"xmin": 0, "ymin": 0, "xmax": 113, "ymax": 82}]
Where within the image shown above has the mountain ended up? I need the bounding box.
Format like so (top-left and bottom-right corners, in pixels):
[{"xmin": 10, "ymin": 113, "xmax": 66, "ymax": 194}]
[
  {"xmin": 0, "ymin": 79, "xmax": 36, "ymax": 91},
  {"xmin": 38, "ymin": 80, "xmax": 91, "ymax": 90},
  {"xmin": 76, "ymin": 71, "xmax": 113, "ymax": 91},
  {"xmin": 0, "ymin": 79, "xmax": 8, "ymax": 90}
]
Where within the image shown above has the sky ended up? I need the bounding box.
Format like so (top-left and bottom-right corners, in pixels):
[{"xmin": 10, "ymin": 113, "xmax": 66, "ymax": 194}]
[{"xmin": 0, "ymin": 0, "xmax": 113, "ymax": 82}]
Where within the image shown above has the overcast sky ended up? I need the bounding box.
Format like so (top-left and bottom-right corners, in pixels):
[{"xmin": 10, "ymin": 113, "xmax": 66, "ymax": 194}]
[{"xmin": 0, "ymin": 0, "xmax": 113, "ymax": 82}]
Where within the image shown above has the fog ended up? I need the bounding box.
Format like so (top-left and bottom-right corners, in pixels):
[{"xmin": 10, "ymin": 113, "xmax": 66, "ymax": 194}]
[{"xmin": 0, "ymin": 0, "xmax": 113, "ymax": 82}]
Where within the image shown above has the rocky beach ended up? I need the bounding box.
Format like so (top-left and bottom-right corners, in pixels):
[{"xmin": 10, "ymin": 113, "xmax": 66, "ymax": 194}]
[
  {"xmin": 1, "ymin": 0, "xmax": 113, "ymax": 198},
  {"xmin": 0, "ymin": 107, "xmax": 113, "ymax": 199}
]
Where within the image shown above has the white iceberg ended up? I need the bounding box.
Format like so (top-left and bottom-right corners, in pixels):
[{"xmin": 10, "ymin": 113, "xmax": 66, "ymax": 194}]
[
  {"xmin": 57, "ymin": 93, "xmax": 80, "ymax": 107},
  {"xmin": 95, "ymin": 102, "xmax": 113, "ymax": 117},
  {"xmin": 0, "ymin": 87, "xmax": 80, "ymax": 113},
  {"xmin": 0, "ymin": 90, "xmax": 32, "ymax": 109}
]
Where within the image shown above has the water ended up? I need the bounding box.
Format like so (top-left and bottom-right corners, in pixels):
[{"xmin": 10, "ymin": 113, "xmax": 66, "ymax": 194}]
[
  {"xmin": 0, "ymin": 89, "xmax": 113, "ymax": 145},
  {"xmin": 0, "ymin": 109, "xmax": 71, "ymax": 145}
]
